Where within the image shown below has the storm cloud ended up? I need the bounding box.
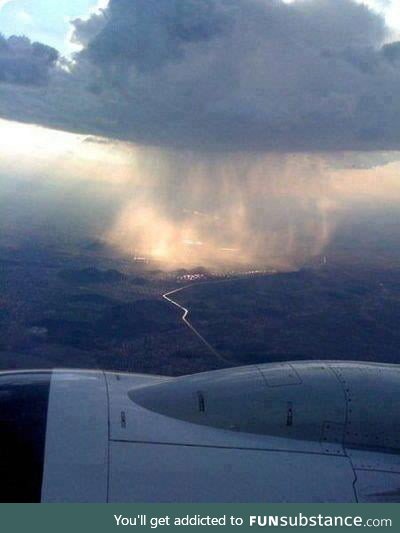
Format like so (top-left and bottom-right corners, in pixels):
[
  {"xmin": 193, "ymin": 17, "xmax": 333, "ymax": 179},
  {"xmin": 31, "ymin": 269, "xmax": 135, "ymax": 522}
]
[
  {"xmin": 0, "ymin": 34, "xmax": 58, "ymax": 85},
  {"xmin": 1, "ymin": 0, "xmax": 400, "ymax": 151}
]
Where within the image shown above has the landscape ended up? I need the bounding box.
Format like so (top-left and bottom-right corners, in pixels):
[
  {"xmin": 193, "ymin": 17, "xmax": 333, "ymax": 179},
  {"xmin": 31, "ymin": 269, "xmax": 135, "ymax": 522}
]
[{"xmin": 2, "ymin": 220, "xmax": 400, "ymax": 377}]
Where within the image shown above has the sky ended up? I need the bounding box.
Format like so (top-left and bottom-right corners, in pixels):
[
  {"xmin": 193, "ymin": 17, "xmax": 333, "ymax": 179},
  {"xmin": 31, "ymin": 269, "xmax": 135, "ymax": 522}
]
[
  {"xmin": 0, "ymin": 0, "xmax": 106, "ymax": 53},
  {"xmin": 1, "ymin": 0, "xmax": 400, "ymax": 269}
]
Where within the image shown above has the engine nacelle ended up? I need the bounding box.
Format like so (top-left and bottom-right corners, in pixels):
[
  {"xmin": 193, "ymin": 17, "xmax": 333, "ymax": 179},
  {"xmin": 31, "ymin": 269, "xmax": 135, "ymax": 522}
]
[{"xmin": 1, "ymin": 362, "xmax": 399, "ymax": 502}]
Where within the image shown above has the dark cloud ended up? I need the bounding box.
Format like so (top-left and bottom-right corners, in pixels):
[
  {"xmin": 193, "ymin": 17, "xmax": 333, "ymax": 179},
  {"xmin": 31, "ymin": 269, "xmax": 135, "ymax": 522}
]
[
  {"xmin": 382, "ymin": 41, "xmax": 400, "ymax": 63},
  {"xmin": 70, "ymin": 11, "xmax": 107, "ymax": 49},
  {"xmin": 1, "ymin": 0, "xmax": 400, "ymax": 152},
  {"xmin": 78, "ymin": 0, "xmax": 227, "ymax": 73},
  {"xmin": 0, "ymin": 35, "xmax": 58, "ymax": 85}
]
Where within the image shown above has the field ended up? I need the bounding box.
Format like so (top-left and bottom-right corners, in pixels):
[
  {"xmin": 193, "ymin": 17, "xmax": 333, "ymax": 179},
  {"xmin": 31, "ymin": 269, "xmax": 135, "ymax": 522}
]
[{"xmin": 174, "ymin": 265, "xmax": 400, "ymax": 366}]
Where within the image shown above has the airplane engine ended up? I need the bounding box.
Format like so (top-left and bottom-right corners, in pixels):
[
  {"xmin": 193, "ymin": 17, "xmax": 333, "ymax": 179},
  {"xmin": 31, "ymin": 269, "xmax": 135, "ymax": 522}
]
[{"xmin": 1, "ymin": 362, "xmax": 399, "ymax": 503}]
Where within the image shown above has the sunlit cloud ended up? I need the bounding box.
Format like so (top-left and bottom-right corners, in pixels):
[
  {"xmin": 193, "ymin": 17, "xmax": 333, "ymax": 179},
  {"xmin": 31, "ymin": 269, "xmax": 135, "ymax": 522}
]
[
  {"xmin": 66, "ymin": 0, "xmax": 109, "ymax": 55},
  {"xmin": 359, "ymin": 0, "xmax": 400, "ymax": 39}
]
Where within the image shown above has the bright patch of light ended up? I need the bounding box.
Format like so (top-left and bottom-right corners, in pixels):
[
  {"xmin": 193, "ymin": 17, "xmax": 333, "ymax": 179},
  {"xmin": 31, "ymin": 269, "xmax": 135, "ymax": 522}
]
[
  {"xmin": 16, "ymin": 9, "xmax": 33, "ymax": 24},
  {"xmin": 0, "ymin": 119, "xmax": 84, "ymax": 158},
  {"xmin": 182, "ymin": 240, "xmax": 204, "ymax": 247},
  {"xmin": 0, "ymin": 119, "xmax": 137, "ymax": 185},
  {"xmin": 0, "ymin": 0, "xmax": 15, "ymax": 10}
]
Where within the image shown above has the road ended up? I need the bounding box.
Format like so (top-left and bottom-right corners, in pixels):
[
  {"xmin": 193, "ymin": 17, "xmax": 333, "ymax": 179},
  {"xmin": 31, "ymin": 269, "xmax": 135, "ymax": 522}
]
[{"xmin": 163, "ymin": 283, "xmax": 233, "ymax": 365}]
